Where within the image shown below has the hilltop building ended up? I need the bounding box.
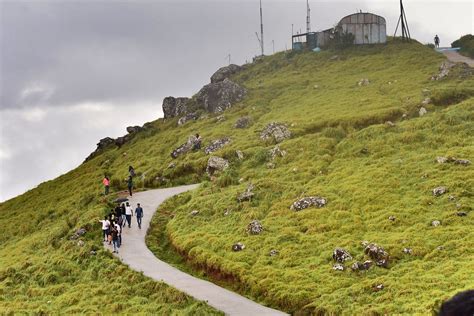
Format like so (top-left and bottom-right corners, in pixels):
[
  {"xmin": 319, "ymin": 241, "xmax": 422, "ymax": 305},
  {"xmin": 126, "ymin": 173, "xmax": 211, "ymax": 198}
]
[{"xmin": 292, "ymin": 12, "xmax": 387, "ymax": 50}]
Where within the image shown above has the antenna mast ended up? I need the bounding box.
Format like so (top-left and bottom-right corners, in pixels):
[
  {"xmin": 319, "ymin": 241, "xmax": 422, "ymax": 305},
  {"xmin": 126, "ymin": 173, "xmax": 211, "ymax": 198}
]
[
  {"xmin": 259, "ymin": 0, "xmax": 264, "ymax": 55},
  {"xmin": 306, "ymin": 0, "xmax": 311, "ymax": 33},
  {"xmin": 394, "ymin": 0, "xmax": 411, "ymax": 40}
]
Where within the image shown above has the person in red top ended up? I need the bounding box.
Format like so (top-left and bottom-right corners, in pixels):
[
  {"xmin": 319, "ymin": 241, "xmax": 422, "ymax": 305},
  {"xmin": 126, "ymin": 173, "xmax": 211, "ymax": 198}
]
[{"xmin": 102, "ymin": 176, "xmax": 110, "ymax": 195}]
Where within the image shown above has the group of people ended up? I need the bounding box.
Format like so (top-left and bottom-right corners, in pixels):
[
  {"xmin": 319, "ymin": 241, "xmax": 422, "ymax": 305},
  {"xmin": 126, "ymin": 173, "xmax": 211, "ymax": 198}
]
[
  {"xmin": 102, "ymin": 165, "xmax": 135, "ymax": 196},
  {"xmin": 98, "ymin": 201, "xmax": 144, "ymax": 253}
]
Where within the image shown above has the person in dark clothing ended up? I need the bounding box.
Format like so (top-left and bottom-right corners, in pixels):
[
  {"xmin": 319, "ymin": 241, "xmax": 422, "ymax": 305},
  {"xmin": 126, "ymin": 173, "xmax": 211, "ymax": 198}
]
[
  {"xmin": 120, "ymin": 203, "xmax": 126, "ymax": 227},
  {"xmin": 434, "ymin": 34, "xmax": 440, "ymax": 48},
  {"xmin": 193, "ymin": 133, "xmax": 202, "ymax": 150},
  {"xmin": 135, "ymin": 203, "xmax": 144, "ymax": 229},
  {"xmin": 438, "ymin": 289, "xmax": 474, "ymax": 316},
  {"xmin": 128, "ymin": 165, "xmax": 135, "ymax": 177},
  {"xmin": 111, "ymin": 223, "xmax": 119, "ymax": 253},
  {"xmin": 127, "ymin": 176, "xmax": 133, "ymax": 196}
]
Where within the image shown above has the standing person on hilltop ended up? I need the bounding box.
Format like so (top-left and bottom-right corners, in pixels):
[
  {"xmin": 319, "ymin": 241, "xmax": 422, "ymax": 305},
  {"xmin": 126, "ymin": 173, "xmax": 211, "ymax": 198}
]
[
  {"xmin": 135, "ymin": 203, "xmax": 144, "ymax": 229},
  {"xmin": 127, "ymin": 176, "xmax": 133, "ymax": 196},
  {"xmin": 125, "ymin": 202, "xmax": 133, "ymax": 228},
  {"xmin": 98, "ymin": 216, "xmax": 110, "ymax": 242},
  {"xmin": 434, "ymin": 34, "xmax": 440, "ymax": 48},
  {"xmin": 102, "ymin": 176, "xmax": 110, "ymax": 195}
]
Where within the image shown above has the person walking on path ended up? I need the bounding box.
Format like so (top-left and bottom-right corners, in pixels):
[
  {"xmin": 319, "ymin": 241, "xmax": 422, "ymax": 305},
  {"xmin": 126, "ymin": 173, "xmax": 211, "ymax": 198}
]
[
  {"xmin": 102, "ymin": 176, "xmax": 110, "ymax": 195},
  {"xmin": 127, "ymin": 176, "xmax": 133, "ymax": 196},
  {"xmin": 113, "ymin": 220, "xmax": 122, "ymax": 247},
  {"xmin": 125, "ymin": 202, "xmax": 133, "ymax": 228},
  {"xmin": 434, "ymin": 35, "xmax": 440, "ymax": 48},
  {"xmin": 98, "ymin": 216, "xmax": 110, "ymax": 242},
  {"xmin": 111, "ymin": 223, "xmax": 119, "ymax": 253},
  {"xmin": 135, "ymin": 203, "xmax": 144, "ymax": 229},
  {"xmin": 120, "ymin": 203, "xmax": 126, "ymax": 227}
]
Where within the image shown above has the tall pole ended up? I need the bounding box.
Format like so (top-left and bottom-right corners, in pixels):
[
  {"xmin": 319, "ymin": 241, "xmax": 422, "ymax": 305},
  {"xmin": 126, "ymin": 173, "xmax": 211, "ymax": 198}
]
[
  {"xmin": 260, "ymin": 0, "xmax": 264, "ymax": 55},
  {"xmin": 394, "ymin": 0, "xmax": 411, "ymax": 41},
  {"xmin": 272, "ymin": 40, "xmax": 275, "ymax": 54},
  {"xmin": 306, "ymin": 0, "xmax": 311, "ymax": 33}
]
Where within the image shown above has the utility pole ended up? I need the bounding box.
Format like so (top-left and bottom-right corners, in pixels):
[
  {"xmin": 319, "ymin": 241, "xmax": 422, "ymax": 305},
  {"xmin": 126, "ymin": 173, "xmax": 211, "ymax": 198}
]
[
  {"xmin": 259, "ymin": 0, "xmax": 264, "ymax": 55},
  {"xmin": 394, "ymin": 0, "xmax": 411, "ymax": 40},
  {"xmin": 306, "ymin": 0, "xmax": 311, "ymax": 33},
  {"xmin": 272, "ymin": 40, "xmax": 275, "ymax": 54},
  {"xmin": 226, "ymin": 54, "xmax": 231, "ymax": 65}
]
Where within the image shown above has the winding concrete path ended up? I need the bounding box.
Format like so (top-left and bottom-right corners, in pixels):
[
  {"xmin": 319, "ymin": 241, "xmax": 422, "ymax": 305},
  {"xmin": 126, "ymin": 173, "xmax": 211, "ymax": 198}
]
[{"xmin": 107, "ymin": 184, "xmax": 287, "ymax": 316}]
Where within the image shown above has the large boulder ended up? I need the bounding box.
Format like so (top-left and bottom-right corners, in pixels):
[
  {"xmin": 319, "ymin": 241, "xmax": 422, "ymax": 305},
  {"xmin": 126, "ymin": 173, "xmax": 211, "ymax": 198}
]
[
  {"xmin": 211, "ymin": 64, "xmax": 242, "ymax": 83},
  {"xmin": 206, "ymin": 156, "xmax": 229, "ymax": 175},
  {"xmin": 196, "ymin": 78, "xmax": 246, "ymax": 113},
  {"xmin": 290, "ymin": 196, "xmax": 327, "ymax": 211},
  {"xmin": 171, "ymin": 135, "xmax": 200, "ymax": 158},
  {"xmin": 204, "ymin": 137, "xmax": 231, "ymax": 154},
  {"xmin": 126, "ymin": 125, "xmax": 143, "ymax": 134},
  {"xmin": 162, "ymin": 96, "xmax": 190, "ymax": 119},
  {"xmin": 84, "ymin": 137, "xmax": 115, "ymax": 162},
  {"xmin": 332, "ymin": 248, "xmax": 352, "ymax": 263},
  {"xmin": 260, "ymin": 122, "xmax": 291, "ymax": 143}
]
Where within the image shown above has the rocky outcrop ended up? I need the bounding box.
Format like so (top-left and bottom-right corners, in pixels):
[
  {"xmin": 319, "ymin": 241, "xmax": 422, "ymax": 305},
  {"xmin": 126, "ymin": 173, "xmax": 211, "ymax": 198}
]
[
  {"xmin": 247, "ymin": 220, "xmax": 263, "ymax": 235},
  {"xmin": 364, "ymin": 242, "xmax": 389, "ymax": 267},
  {"xmin": 358, "ymin": 78, "xmax": 370, "ymax": 86},
  {"xmin": 204, "ymin": 137, "xmax": 231, "ymax": 154},
  {"xmin": 290, "ymin": 196, "xmax": 327, "ymax": 211},
  {"xmin": 237, "ymin": 184, "xmax": 254, "ymax": 202},
  {"xmin": 70, "ymin": 228, "xmax": 87, "ymax": 240},
  {"xmin": 269, "ymin": 145, "xmax": 287, "ymax": 160},
  {"xmin": 351, "ymin": 260, "xmax": 373, "ymax": 271},
  {"xmin": 332, "ymin": 248, "xmax": 352, "ymax": 263},
  {"xmin": 432, "ymin": 186, "xmax": 447, "ymax": 196},
  {"xmin": 260, "ymin": 122, "xmax": 291, "ymax": 143},
  {"xmin": 211, "ymin": 64, "xmax": 242, "ymax": 83},
  {"xmin": 126, "ymin": 126, "xmax": 143, "ymax": 134},
  {"xmin": 206, "ymin": 156, "xmax": 229, "ymax": 175},
  {"xmin": 196, "ymin": 78, "xmax": 246, "ymax": 113},
  {"xmin": 436, "ymin": 156, "xmax": 471, "ymax": 165},
  {"xmin": 162, "ymin": 96, "xmax": 190, "ymax": 119},
  {"xmin": 234, "ymin": 116, "xmax": 251, "ymax": 129},
  {"xmin": 178, "ymin": 112, "xmax": 199, "ymax": 126},
  {"xmin": 171, "ymin": 135, "xmax": 200, "ymax": 158},
  {"xmin": 431, "ymin": 61, "xmax": 455, "ymax": 81}
]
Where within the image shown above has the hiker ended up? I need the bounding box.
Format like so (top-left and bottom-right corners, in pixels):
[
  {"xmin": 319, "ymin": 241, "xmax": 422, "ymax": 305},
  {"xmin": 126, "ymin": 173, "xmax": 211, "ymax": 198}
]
[
  {"xmin": 193, "ymin": 133, "xmax": 202, "ymax": 150},
  {"xmin": 127, "ymin": 176, "xmax": 133, "ymax": 196},
  {"xmin": 120, "ymin": 203, "xmax": 126, "ymax": 227},
  {"xmin": 434, "ymin": 35, "xmax": 440, "ymax": 48},
  {"xmin": 135, "ymin": 203, "xmax": 144, "ymax": 229},
  {"xmin": 102, "ymin": 176, "xmax": 110, "ymax": 195},
  {"xmin": 110, "ymin": 223, "xmax": 119, "ymax": 253},
  {"xmin": 438, "ymin": 289, "xmax": 474, "ymax": 316},
  {"xmin": 128, "ymin": 165, "xmax": 135, "ymax": 178},
  {"xmin": 125, "ymin": 202, "xmax": 133, "ymax": 228},
  {"xmin": 98, "ymin": 216, "xmax": 110, "ymax": 242},
  {"xmin": 114, "ymin": 220, "xmax": 122, "ymax": 247}
]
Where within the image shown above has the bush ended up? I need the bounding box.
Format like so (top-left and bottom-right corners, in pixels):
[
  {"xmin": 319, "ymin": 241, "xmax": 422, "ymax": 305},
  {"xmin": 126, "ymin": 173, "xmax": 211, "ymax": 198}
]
[{"xmin": 451, "ymin": 34, "xmax": 474, "ymax": 58}]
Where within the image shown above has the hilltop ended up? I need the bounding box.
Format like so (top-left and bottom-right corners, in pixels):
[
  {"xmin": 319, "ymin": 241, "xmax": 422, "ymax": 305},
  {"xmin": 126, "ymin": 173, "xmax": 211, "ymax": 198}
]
[{"xmin": 1, "ymin": 39, "xmax": 473, "ymax": 314}]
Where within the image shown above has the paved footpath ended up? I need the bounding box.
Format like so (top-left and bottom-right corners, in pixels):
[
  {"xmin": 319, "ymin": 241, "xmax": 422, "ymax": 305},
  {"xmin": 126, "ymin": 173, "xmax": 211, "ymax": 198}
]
[
  {"xmin": 107, "ymin": 184, "xmax": 287, "ymax": 316},
  {"xmin": 436, "ymin": 47, "xmax": 474, "ymax": 67}
]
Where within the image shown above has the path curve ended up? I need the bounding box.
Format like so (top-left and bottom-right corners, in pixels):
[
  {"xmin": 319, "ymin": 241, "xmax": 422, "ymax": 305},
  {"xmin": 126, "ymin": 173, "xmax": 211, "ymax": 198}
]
[
  {"xmin": 107, "ymin": 184, "xmax": 287, "ymax": 316},
  {"xmin": 437, "ymin": 47, "xmax": 474, "ymax": 67}
]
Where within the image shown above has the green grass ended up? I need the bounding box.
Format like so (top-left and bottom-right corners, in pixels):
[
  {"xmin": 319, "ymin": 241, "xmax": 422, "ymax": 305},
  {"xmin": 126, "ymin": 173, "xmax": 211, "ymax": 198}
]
[{"xmin": 1, "ymin": 40, "xmax": 473, "ymax": 314}]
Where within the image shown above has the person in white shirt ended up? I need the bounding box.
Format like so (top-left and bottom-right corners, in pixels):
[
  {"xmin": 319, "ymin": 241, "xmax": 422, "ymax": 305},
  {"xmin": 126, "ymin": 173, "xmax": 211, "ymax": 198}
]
[
  {"xmin": 98, "ymin": 216, "xmax": 110, "ymax": 242},
  {"xmin": 114, "ymin": 221, "xmax": 122, "ymax": 247},
  {"xmin": 125, "ymin": 202, "xmax": 133, "ymax": 228}
]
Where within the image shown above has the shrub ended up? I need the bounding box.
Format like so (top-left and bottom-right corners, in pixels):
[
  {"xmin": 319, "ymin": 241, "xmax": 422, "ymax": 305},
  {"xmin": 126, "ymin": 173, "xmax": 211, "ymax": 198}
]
[{"xmin": 451, "ymin": 34, "xmax": 474, "ymax": 58}]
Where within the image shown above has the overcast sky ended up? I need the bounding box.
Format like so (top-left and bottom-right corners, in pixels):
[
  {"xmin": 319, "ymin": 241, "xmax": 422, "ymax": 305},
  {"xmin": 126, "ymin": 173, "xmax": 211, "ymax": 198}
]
[{"xmin": 0, "ymin": 0, "xmax": 472, "ymax": 201}]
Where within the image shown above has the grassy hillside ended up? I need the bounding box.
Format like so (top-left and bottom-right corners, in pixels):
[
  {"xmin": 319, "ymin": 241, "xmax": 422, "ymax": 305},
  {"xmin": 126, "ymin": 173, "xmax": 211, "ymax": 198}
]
[{"xmin": 1, "ymin": 40, "xmax": 473, "ymax": 314}]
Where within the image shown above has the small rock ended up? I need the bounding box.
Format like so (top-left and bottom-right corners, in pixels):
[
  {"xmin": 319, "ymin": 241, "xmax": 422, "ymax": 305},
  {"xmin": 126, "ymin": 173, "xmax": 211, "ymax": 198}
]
[
  {"xmin": 351, "ymin": 260, "xmax": 373, "ymax": 271},
  {"xmin": 266, "ymin": 162, "xmax": 276, "ymax": 169},
  {"xmin": 436, "ymin": 156, "xmax": 448, "ymax": 164},
  {"xmin": 432, "ymin": 186, "xmax": 447, "ymax": 196},
  {"xmin": 77, "ymin": 240, "xmax": 85, "ymax": 247},
  {"xmin": 313, "ymin": 84, "xmax": 319, "ymax": 89},
  {"xmin": 454, "ymin": 159, "xmax": 471, "ymax": 165},
  {"xmin": 364, "ymin": 243, "xmax": 389, "ymax": 267},
  {"xmin": 168, "ymin": 162, "xmax": 176, "ymax": 169},
  {"xmin": 47, "ymin": 301, "xmax": 52, "ymax": 304},
  {"xmin": 291, "ymin": 196, "xmax": 327, "ymax": 211},
  {"xmin": 216, "ymin": 115, "xmax": 225, "ymax": 122},
  {"xmin": 432, "ymin": 220, "xmax": 441, "ymax": 227},
  {"xmin": 260, "ymin": 122, "xmax": 291, "ymax": 143},
  {"xmin": 421, "ymin": 97, "xmax": 431, "ymax": 105},
  {"xmin": 238, "ymin": 178, "xmax": 245, "ymax": 183},
  {"xmin": 234, "ymin": 116, "xmax": 251, "ymax": 129},
  {"xmin": 360, "ymin": 147, "xmax": 369, "ymax": 154},
  {"xmin": 456, "ymin": 203, "xmax": 462, "ymax": 209},
  {"xmin": 236, "ymin": 150, "xmax": 244, "ymax": 160},
  {"xmin": 385, "ymin": 121, "xmax": 395, "ymax": 127},
  {"xmin": 388, "ymin": 215, "xmax": 396, "ymax": 221},
  {"xmin": 373, "ymin": 284, "xmax": 384, "ymax": 292},
  {"xmin": 90, "ymin": 250, "xmax": 97, "ymax": 255},
  {"xmin": 70, "ymin": 228, "xmax": 87, "ymax": 240},
  {"xmin": 333, "ymin": 263, "xmax": 344, "ymax": 271},
  {"xmin": 206, "ymin": 156, "xmax": 229, "ymax": 176},
  {"xmin": 329, "ymin": 55, "xmax": 339, "ymax": 61},
  {"xmin": 190, "ymin": 210, "xmax": 199, "ymax": 216},
  {"xmin": 422, "ymin": 88, "xmax": 431, "ymax": 95},
  {"xmin": 232, "ymin": 242, "xmax": 245, "ymax": 252},
  {"xmin": 403, "ymin": 247, "xmax": 413, "ymax": 254},
  {"xmin": 237, "ymin": 184, "xmax": 255, "ymax": 202},
  {"xmin": 437, "ymin": 246, "xmax": 444, "ymax": 250},
  {"xmin": 269, "ymin": 249, "xmax": 279, "ymax": 256},
  {"xmin": 224, "ymin": 210, "xmax": 231, "ymax": 216},
  {"xmin": 419, "ymin": 107, "xmax": 427, "ymax": 116},
  {"xmin": 402, "ymin": 113, "xmax": 408, "ymax": 119},
  {"xmin": 456, "ymin": 212, "xmax": 467, "ymax": 217},
  {"xmin": 269, "ymin": 145, "xmax": 287, "ymax": 160},
  {"xmin": 247, "ymin": 220, "xmax": 263, "ymax": 235},
  {"xmin": 204, "ymin": 137, "xmax": 231, "ymax": 154},
  {"xmin": 361, "ymin": 240, "xmax": 370, "ymax": 247},
  {"xmin": 358, "ymin": 78, "xmax": 370, "ymax": 86},
  {"xmin": 448, "ymin": 195, "xmax": 456, "ymax": 201},
  {"xmin": 332, "ymin": 248, "xmax": 352, "ymax": 263}
]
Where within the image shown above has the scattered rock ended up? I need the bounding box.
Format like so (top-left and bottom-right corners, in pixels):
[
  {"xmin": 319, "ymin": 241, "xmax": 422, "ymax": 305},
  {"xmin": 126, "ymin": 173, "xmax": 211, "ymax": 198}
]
[
  {"xmin": 402, "ymin": 113, "xmax": 408, "ymax": 119},
  {"xmin": 216, "ymin": 115, "xmax": 226, "ymax": 122},
  {"xmin": 448, "ymin": 195, "xmax": 456, "ymax": 201},
  {"xmin": 224, "ymin": 210, "xmax": 231, "ymax": 216},
  {"xmin": 403, "ymin": 247, "xmax": 413, "ymax": 254},
  {"xmin": 204, "ymin": 137, "xmax": 231, "ymax": 154},
  {"xmin": 421, "ymin": 97, "xmax": 431, "ymax": 106},
  {"xmin": 385, "ymin": 121, "xmax": 395, "ymax": 127},
  {"xmin": 260, "ymin": 122, "xmax": 291, "ymax": 143},
  {"xmin": 206, "ymin": 156, "xmax": 229, "ymax": 176},
  {"xmin": 210, "ymin": 64, "xmax": 242, "ymax": 83},
  {"xmin": 435, "ymin": 156, "xmax": 471, "ymax": 165},
  {"xmin": 432, "ymin": 186, "xmax": 447, "ymax": 196},
  {"xmin": 422, "ymin": 88, "xmax": 431, "ymax": 95},
  {"xmin": 171, "ymin": 135, "xmax": 201, "ymax": 158},
  {"xmin": 456, "ymin": 203, "xmax": 462, "ymax": 209},
  {"xmin": 437, "ymin": 246, "xmax": 445, "ymax": 251},
  {"xmin": 431, "ymin": 61, "xmax": 455, "ymax": 80},
  {"xmin": 162, "ymin": 96, "xmax": 190, "ymax": 119},
  {"xmin": 313, "ymin": 84, "xmax": 319, "ymax": 89},
  {"xmin": 373, "ymin": 284, "xmax": 384, "ymax": 292},
  {"xmin": 126, "ymin": 126, "xmax": 143, "ymax": 134},
  {"xmin": 232, "ymin": 242, "xmax": 245, "ymax": 252},
  {"xmin": 247, "ymin": 220, "xmax": 263, "ymax": 235},
  {"xmin": 269, "ymin": 249, "xmax": 279, "ymax": 257},
  {"xmin": 90, "ymin": 250, "xmax": 97, "ymax": 256},
  {"xmin": 266, "ymin": 162, "xmax": 276, "ymax": 169},
  {"xmin": 360, "ymin": 147, "xmax": 369, "ymax": 154},
  {"xmin": 454, "ymin": 159, "xmax": 471, "ymax": 165},
  {"xmin": 432, "ymin": 220, "xmax": 441, "ymax": 227},
  {"xmin": 436, "ymin": 156, "xmax": 448, "ymax": 164},
  {"xmin": 388, "ymin": 215, "xmax": 396, "ymax": 221},
  {"xmin": 77, "ymin": 240, "xmax": 85, "ymax": 247},
  {"xmin": 168, "ymin": 162, "xmax": 176, "ymax": 169},
  {"xmin": 237, "ymin": 183, "xmax": 255, "ymax": 202},
  {"xmin": 332, "ymin": 248, "xmax": 352, "ymax": 263},
  {"xmin": 190, "ymin": 210, "xmax": 199, "ymax": 216},
  {"xmin": 236, "ymin": 150, "xmax": 244, "ymax": 160},
  {"xmin": 178, "ymin": 112, "xmax": 199, "ymax": 126},
  {"xmin": 329, "ymin": 55, "xmax": 339, "ymax": 61},
  {"xmin": 333, "ymin": 263, "xmax": 345, "ymax": 271},
  {"xmin": 291, "ymin": 196, "xmax": 327, "ymax": 211},
  {"xmin": 155, "ymin": 176, "xmax": 170, "ymax": 185},
  {"xmin": 70, "ymin": 228, "xmax": 87, "ymax": 240},
  {"xmin": 84, "ymin": 137, "xmax": 116, "ymax": 162},
  {"xmin": 234, "ymin": 116, "xmax": 251, "ymax": 129},
  {"xmin": 196, "ymin": 78, "xmax": 247, "ymax": 113},
  {"xmin": 351, "ymin": 260, "xmax": 373, "ymax": 271},
  {"xmin": 364, "ymin": 243, "xmax": 389, "ymax": 267},
  {"xmin": 358, "ymin": 78, "xmax": 370, "ymax": 86},
  {"xmin": 456, "ymin": 211, "xmax": 467, "ymax": 217},
  {"xmin": 269, "ymin": 145, "xmax": 287, "ymax": 160},
  {"xmin": 419, "ymin": 107, "xmax": 427, "ymax": 116}
]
